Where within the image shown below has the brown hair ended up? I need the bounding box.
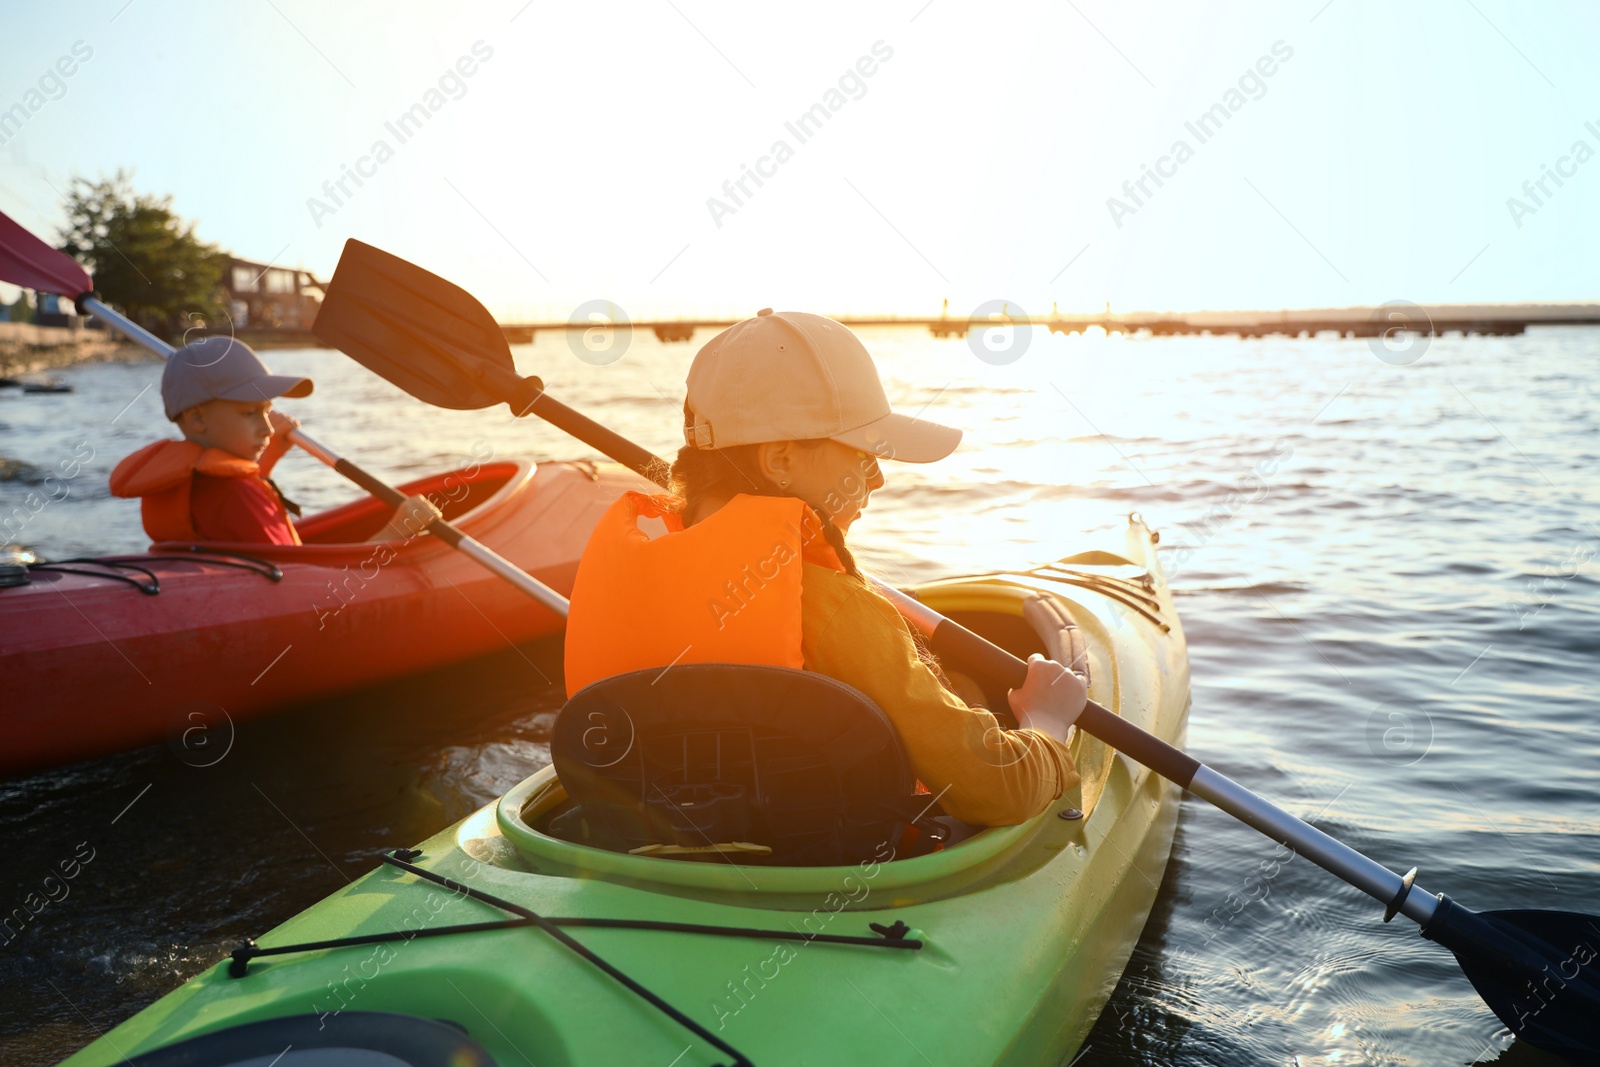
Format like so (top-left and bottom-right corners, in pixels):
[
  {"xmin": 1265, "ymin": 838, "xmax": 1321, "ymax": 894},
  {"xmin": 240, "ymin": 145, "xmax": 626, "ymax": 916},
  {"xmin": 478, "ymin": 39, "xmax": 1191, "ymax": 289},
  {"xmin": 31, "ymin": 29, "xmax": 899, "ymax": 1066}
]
[{"xmin": 668, "ymin": 442, "xmax": 862, "ymax": 580}]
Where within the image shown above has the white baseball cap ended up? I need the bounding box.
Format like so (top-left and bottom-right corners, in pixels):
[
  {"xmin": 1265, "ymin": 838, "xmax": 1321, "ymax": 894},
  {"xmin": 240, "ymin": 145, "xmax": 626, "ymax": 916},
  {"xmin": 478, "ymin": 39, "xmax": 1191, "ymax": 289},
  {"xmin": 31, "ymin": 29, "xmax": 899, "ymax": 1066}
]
[
  {"xmin": 162, "ymin": 337, "xmax": 313, "ymax": 420},
  {"xmin": 684, "ymin": 309, "xmax": 960, "ymax": 463}
]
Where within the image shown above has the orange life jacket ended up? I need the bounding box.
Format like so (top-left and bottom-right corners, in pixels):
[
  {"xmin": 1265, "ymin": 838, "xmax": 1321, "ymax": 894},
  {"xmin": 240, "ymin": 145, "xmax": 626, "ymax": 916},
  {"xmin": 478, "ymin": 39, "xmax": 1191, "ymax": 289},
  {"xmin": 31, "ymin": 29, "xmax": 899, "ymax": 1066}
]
[
  {"xmin": 108, "ymin": 439, "xmax": 299, "ymax": 544},
  {"xmin": 563, "ymin": 492, "xmax": 846, "ymax": 697}
]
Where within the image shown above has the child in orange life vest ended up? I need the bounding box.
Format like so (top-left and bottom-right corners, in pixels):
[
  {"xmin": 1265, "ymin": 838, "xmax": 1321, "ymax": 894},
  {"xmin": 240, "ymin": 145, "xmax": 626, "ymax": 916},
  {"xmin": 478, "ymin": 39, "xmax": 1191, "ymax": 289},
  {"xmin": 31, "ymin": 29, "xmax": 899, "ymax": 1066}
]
[
  {"xmin": 110, "ymin": 337, "xmax": 440, "ymax": 545},
  {"xmin": 564, "ymin": 309, "xmax": 1086, "ymax": 828}
]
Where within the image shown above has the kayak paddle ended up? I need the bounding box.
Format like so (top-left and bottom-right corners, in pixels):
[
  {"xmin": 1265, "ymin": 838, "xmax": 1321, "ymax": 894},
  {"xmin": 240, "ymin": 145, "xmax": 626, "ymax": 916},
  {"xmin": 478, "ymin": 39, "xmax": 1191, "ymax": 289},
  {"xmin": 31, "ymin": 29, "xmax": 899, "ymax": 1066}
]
[
  {"xmin": 0, "ymin": 210, "xmax": 565, "ymax": 615},
  {"xmin": 312, "ymin": 237, "xmax": 1600, "ymax": 1059}
]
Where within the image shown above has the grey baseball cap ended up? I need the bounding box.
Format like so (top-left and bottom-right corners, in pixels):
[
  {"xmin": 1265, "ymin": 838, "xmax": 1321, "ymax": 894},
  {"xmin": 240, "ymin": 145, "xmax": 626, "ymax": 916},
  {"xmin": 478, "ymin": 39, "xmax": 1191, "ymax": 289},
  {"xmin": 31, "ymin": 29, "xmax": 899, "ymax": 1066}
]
[{"xmin": 161, "ymin": 337, "xmax": 313, "ymax": 420}]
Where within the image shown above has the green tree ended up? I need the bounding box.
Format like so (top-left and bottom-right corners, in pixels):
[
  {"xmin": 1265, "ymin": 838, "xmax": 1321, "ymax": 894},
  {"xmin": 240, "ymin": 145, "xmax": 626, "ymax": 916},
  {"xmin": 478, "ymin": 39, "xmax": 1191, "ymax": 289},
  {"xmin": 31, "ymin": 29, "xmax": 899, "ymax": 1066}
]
[
  {"xmin": 60, "ymin": 171, "xmax": 227, "ymax": 341},
  {"xmin": 5, "ymin": 290, "xmax": 32, "ymax": 323}
]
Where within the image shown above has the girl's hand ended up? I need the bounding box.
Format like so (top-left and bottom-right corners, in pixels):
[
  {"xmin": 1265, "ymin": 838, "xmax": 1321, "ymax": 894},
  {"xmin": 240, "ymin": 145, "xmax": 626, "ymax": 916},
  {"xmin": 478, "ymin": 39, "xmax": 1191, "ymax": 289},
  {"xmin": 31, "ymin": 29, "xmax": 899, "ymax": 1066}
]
[{"xmin": 1006, "ymin": 653, "xmax": 1087, "ymax": 742}]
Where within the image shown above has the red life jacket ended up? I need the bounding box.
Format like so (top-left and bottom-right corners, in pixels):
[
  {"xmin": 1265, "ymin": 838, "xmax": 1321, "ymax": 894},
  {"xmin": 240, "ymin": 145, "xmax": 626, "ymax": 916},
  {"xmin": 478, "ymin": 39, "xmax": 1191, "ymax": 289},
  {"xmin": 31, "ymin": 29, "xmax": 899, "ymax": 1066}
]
[
  {"xmin": 563, "ymin": 492, "xmax": 845, "ymax": 697},
  {"xmin": 109, "ymin": 439, "xmax": 300, "ymax": 545}
]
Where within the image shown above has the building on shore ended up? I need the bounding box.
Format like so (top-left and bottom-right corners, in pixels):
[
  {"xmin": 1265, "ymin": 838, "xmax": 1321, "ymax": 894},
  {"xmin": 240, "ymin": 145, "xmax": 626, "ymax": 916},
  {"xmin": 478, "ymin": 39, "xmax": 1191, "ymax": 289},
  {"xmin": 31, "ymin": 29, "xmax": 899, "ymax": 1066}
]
[{"xmin": 224, "ymin": 258, "xmax": 323, "ymax": 331}]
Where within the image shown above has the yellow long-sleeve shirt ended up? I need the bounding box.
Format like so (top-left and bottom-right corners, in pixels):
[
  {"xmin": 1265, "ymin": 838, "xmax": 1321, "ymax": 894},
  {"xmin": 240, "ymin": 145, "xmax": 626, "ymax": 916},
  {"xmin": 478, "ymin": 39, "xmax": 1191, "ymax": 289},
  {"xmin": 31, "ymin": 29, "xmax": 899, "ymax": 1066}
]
[{"xmin": 799, "ymin": 563, "xmax": 1079, "ymax": 826}]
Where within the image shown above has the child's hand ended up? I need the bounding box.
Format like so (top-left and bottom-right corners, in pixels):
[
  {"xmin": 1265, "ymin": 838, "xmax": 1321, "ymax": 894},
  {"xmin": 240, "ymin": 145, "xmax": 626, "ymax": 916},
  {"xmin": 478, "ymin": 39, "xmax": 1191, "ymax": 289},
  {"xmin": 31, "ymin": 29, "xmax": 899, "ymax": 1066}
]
[
  {"xmin": 267, "ymin": 410, "xmax": 301, "ymax": 437},
  {"xmin": 1007, "ymin": 653, "xmax": 1087, "ymax": 742},
  {"xmin": 368, "ymin": 494, "xmax": 444, "ymax": 543}
]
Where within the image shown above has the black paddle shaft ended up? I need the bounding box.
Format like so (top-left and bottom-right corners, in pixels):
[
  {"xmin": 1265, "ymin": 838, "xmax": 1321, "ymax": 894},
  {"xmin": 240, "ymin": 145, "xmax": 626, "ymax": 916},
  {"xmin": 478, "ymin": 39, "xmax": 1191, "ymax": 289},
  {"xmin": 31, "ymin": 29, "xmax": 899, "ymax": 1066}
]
[
  {"xmin": 923, "ymin": 616, "xmax": 1202, "ymax": 786},
  {"xmin": 330, "ymin": 458, "xmax": 407, "ymax": 509},
  {"xmin": 510, "ymin": 382, "xmax": 671, "ymax": 487}
]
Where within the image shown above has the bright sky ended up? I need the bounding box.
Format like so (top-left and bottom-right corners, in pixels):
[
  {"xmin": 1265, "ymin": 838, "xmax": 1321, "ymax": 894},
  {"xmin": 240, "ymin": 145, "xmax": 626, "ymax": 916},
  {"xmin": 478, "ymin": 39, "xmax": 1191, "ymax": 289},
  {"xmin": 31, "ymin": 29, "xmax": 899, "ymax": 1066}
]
[{"xmin": 1, "ymin": 0, "xmax": 1596, "ymax": 321}]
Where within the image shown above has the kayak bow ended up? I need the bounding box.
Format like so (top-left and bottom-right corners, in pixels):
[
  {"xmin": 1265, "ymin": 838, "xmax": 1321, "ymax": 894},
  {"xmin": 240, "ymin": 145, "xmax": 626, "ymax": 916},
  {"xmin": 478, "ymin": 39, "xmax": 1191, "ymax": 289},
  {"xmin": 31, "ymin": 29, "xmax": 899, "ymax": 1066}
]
[{"xmin": 58, "ymin": 519, "xmax": 1189, "ymax": 1066}]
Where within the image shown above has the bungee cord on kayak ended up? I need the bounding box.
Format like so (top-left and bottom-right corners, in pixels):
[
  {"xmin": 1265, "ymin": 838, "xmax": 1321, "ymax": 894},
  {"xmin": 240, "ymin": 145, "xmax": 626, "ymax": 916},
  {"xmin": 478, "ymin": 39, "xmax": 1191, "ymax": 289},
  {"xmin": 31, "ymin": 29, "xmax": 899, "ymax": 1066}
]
[
  {"xmin": 18, "ymin": 550, "xmax": 283, "ymax": 595},
  {"xmin": 1030, "ymin": 568, "xmax": 1169, "ymax": 630},
  {"xmin": 939, "ymin": 562, "xmax": 1168, "ymax": 627},
  {"xmin": 225, "ymin": 848, "xmax": 923, "ymax": 979},
  {"xmin": 379, "ymin": 850, "xmax": 763, "ymax": 1067}
]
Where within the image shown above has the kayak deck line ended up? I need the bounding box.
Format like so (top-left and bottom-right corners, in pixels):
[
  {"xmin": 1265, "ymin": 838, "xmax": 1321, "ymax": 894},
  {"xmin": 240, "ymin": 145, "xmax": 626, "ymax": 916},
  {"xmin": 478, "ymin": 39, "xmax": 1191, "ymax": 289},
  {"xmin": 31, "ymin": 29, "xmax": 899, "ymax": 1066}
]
[
  {"xmin": 228, "ymin": 850, "xmax": 927, "ymax": 1067},
  {"xmin": 17, "ymin": 549, "xmax": 285, "ymax": 595},
  {"xmin": 927, "ymin": 553, "xmax": 1173, "ymax": 632},
  {"xmin": 226, "ymin": 847, "xmax": 924, "ymax": 978}
]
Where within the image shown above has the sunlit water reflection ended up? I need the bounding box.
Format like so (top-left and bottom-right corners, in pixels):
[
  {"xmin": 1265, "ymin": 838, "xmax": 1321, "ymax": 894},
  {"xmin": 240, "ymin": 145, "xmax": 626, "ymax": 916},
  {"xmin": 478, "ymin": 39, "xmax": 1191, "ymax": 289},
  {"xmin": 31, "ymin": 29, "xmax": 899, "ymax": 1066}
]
[{"xmin": 1, "ymin": 323, "xmax": 1595, "ymax": 1065}]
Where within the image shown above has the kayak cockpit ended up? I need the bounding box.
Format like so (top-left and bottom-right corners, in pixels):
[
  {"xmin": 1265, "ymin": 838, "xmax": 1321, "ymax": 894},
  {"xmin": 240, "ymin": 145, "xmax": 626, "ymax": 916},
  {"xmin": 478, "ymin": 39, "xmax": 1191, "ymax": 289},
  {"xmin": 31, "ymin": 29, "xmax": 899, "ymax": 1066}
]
[
  {"xmin": 496, "ymin": 759, "xmax": 1040, "ymax": 902},
  {"xmin": 492, "ymin": 575, "xmax": 1125, "ymax": 899},
  {"xmin": 542, "ymin": 662, "xmax": 956, "ymax": 867},
  {"xmin": 296, "ymin": 460, "xmax": 533, "ymax": 544},
  {"xmin": 145, "ymin": 459, "xmax": 538, "ymax": 558}
]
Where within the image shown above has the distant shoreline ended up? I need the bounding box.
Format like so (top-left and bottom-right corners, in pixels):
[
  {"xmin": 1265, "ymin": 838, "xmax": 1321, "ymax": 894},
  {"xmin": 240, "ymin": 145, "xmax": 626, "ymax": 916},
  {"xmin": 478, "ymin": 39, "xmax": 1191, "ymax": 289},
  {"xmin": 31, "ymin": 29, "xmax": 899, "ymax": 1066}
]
[
  {"xmin": 0, "ymin": 335, "xmax": 156, "ymax": 378},
  {"xmin": 4, "ymin": 298, "xmax": 1598, "ymax": 374},
  {"xmin": 500, "ymin": 303, "xmax": 1600, "ymax": 344},
  {"xmin": 0, "ymin": 322, "xmax": 320, "ymax": 376}
]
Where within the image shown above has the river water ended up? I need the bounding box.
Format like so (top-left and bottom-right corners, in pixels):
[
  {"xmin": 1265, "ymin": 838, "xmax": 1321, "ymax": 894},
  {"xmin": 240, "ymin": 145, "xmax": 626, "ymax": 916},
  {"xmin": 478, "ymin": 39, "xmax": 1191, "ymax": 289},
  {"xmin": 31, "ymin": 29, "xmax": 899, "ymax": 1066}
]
[{"xmin": 1, "ymin": 323, "xmax": 1595, "ymax": 1066}]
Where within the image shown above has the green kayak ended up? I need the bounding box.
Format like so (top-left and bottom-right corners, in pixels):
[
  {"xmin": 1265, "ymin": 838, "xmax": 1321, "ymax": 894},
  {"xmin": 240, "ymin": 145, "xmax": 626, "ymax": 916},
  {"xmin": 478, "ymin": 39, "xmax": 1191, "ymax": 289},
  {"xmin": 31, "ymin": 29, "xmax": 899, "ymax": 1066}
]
[{"xmin": 61, "ymin": 515, "xmax": 1189, "ymax": 1067}]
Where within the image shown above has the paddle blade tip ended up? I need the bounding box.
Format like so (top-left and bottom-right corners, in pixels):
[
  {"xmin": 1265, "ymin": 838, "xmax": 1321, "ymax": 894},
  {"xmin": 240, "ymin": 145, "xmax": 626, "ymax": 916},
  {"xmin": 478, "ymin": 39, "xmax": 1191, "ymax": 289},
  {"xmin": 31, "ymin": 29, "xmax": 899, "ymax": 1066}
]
[
  {"xmin": 0, "ymin": 208, "xmax": 93, "ymax": 297},
  {"xmin": 1424, "ymin": 898, "xmax": 1600, "ymax": 1058}
]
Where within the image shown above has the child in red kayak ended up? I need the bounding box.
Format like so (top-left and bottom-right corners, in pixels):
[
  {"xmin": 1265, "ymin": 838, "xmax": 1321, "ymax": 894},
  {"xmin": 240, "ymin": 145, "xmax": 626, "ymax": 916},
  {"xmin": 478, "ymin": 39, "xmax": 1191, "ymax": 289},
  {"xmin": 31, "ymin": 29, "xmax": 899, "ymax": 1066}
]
[{"xmin": 111, "ymin": 337, "xmax": 438, "ymax": 545}]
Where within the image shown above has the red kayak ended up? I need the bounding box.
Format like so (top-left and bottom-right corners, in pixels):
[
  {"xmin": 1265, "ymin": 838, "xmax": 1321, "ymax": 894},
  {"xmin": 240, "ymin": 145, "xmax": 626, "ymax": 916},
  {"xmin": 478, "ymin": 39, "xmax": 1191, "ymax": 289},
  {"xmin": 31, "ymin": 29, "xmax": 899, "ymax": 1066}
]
[{"xmin": 0, "ymin": 458, "xmax": 642, "ymax": 777}]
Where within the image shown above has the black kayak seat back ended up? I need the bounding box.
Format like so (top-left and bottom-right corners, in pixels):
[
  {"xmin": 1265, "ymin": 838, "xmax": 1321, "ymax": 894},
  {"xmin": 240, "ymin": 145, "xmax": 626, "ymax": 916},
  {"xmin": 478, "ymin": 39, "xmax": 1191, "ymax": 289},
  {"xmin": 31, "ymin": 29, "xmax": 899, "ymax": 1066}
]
[{"xmin": 549, "ymin": 663, "xmax": 936, "ymax": 866}]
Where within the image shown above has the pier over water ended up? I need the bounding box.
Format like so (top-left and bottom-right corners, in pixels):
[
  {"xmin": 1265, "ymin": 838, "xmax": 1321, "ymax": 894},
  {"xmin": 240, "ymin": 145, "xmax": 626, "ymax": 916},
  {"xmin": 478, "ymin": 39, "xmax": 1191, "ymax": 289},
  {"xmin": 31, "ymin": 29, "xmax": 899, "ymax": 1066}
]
[{"xmin": 496, "ymin": 303, "xmax": 1600, "ymax": 345}]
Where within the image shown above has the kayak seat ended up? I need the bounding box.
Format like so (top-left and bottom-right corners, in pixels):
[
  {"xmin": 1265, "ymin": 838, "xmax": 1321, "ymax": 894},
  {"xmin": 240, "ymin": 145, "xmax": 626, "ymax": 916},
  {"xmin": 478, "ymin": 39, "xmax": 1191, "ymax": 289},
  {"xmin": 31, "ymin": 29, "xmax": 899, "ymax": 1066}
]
[{"xmin": 549, "ymin": 663, "xmax": 947, "ymax": 866}]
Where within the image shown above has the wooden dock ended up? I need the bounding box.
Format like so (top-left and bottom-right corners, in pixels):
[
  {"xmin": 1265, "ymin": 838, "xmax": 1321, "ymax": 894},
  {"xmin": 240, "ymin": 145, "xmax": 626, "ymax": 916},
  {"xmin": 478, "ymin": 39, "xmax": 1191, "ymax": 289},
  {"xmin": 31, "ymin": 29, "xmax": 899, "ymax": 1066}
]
[
  {"xmin": 496, "ymin": 303, "xmax": 1600, "ymax": 345},
  {"xmin": 202, "ymin": 304, "xmax": 1600, "ymax": 348}
]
